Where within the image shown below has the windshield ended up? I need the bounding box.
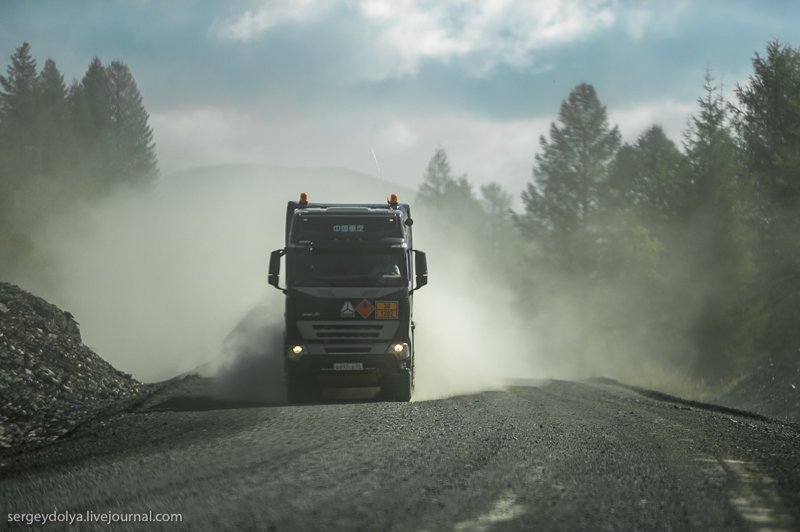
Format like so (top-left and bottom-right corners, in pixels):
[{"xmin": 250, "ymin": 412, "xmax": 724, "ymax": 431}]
[{"xmin": 292, "ymin": 249, "xmax": 407, "ymax": 287}]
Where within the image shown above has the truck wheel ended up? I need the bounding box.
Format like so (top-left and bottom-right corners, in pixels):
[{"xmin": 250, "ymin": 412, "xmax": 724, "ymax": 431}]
[
  {"xmin": 286, "ymin": 376, "xmax": 312, "ymax": 404},
  {"xmin": 384, "ymin": 373, "xmax": 412, "ymax": 402}
]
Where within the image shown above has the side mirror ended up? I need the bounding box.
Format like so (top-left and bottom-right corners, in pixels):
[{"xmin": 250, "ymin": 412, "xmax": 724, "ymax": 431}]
[
  {"xmin": 413, "ymin": 250, "xmax": 428, "ymax": 291},
  {"xmin": 268, "ymin": 249, "xmax": 286, "ymax": 292}
]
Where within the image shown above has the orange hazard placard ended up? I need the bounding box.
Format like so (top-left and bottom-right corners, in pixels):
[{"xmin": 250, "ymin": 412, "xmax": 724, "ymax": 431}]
[
  {"xmin": 355, "ymin": 299, "xmax": 375, "ymax": 319},
  {"xmin": 375, "ymin": 301, "xmax": 398, "ymax": 319}
]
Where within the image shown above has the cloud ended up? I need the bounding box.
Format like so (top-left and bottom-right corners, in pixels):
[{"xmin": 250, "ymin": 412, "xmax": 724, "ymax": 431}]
[
  {"xmin": 210, "ymin": 0, "xmax": 333, "ymax": 41},
  {"xmin": 359, "ymin": 0, "xmax": 619, "ymax": 75},
  {"xmin": 211, "ymin": 0, "xmax": 623, "ymax": 76},
  {"xmin": 608, "ymin": 98, "xmax": 696, "ymax": 144},
  {"xmin": 620, "ymin": 1, "xmax": 691, "ymax": 40},
  {"xmin": 375, "ymin": 121, "xmax": 418, "ymax": 149}
]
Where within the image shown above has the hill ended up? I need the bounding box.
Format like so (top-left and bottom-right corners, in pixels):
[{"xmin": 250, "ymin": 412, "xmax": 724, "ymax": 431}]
[{"xmin": 160, "ymin": 164, "xmax": 416, "ymax": 205}]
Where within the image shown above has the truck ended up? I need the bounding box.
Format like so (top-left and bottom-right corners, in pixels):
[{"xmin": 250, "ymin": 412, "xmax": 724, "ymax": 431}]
[{"xmin": 268, "ymin": 192, "xmax": 428, "ymax": 402}]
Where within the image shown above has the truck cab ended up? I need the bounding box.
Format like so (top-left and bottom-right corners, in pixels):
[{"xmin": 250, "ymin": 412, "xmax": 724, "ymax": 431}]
[{"xmin": 268, "ymin": 193, "xmax": 428, "ymax": 402}]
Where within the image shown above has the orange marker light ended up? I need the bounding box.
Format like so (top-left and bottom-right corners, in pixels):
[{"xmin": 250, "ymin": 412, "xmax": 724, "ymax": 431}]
[
  {"xmin": 389, "ymin": 193, "xmax": 399, "ymax": 207},
  {"xmin": 299, "ymin": 192, "xmax": 309, "ymax": 205}
]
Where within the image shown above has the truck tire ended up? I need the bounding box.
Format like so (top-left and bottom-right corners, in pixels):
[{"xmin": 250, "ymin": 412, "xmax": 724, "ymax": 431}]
[
  {"xmin": 384, "ymin": 373, "xmax": 412, "ymax": 402},
  {"xmin": 286, "ymin": 376, "xmax": 312, "ymax": 404}
]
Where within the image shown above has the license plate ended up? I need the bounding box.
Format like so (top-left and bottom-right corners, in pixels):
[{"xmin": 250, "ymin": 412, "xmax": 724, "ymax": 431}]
[{"xmin": 333, "ymin": 362, "xmax": 363, "ymax": 371}]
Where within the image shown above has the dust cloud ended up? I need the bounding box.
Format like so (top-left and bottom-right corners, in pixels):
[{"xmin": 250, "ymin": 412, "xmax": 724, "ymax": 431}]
[
  {"xmin": 8, "ymin": 163, "xmax": 697, "ymax": 400},
  {"xmin": 410, "ymin": 208, "xmax": 712, "ymax": 400},
  {"xmin": 412, "ymin": 229, "xmax": 538, "ymax": 400},
  {"xmin": 12, "ymin": 165, "xmax": 416, "ymax": 388},
  {"xmin": 21, "ymin": 178, "xmax": 277, "ymax": 383},
  {"xmin": 211, "ymin": 300, "xmax": 286, "ymax": 403}
]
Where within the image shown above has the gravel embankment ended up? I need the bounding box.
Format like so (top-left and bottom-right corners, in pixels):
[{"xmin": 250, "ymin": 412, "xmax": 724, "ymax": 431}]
[
  {"xmin": 717, "ymin": 349, "xmax": 800, "ymax": 425},
  {"xmin": 0, "ymin": 282, "xmax": 150, "ymax": 454}
]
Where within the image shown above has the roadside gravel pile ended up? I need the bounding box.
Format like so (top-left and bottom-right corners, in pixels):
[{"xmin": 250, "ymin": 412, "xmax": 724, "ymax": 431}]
[
  {"xmin": 0, "ymin": 282, "xmax": 149, "ymax": 453},
  {"xmin": 718, "ymin": 350, "xmax": 800, "ymax": 425}
]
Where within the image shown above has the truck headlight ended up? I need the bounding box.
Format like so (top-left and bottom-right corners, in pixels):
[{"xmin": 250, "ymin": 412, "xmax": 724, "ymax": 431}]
[
  {"xmin": 288, "ymin": 344, "xmax": 307, "ymax": 359},
  {"xmin": 387, "ymin": 342, "xmax": 409, "ymax": 360}
]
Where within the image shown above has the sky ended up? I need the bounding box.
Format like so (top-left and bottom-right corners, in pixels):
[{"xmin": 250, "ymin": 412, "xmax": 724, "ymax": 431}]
[{"xmin": 2, "ymin": 0, "xmax": 799, "ymax": 200}]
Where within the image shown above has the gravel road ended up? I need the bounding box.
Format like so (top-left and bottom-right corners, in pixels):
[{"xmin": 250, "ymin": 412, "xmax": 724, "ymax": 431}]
[{"xmin": 2, "ymin": 379, "xmax": 799, "ymax": 531}]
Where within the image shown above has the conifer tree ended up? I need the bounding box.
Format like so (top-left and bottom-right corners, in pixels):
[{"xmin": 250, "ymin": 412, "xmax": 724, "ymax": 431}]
[
  {"xmin": 517, "ymin": 83, "xmax": 621, "ymax": 271},
  {"xmin": 0, "ymin": 42, "xmax": 39, "ymax": 231},
  {"xmin": 106, "ymin": 60, "xmax": 158, "ymax": 187},
  {"xmin": 735, "ymin": 40, "xmax": 800, "ymax": 211},
  {"xmin": 75, "ymin": 57, "xmax": 113, "ymax": 139},
  {"xmin": 418, "ymin": 148, "xmax": 455, "ymax": 207},
  {"xmin": 608, "ymin": 125, "xmax": 688, "ymax": 226},
  {"xmin": 734, "ymin": 40, "xmax": 800, "ymax": 351},
  {"xmin": 69, "ymin": 57, "xmax": 114, "ymax": 193},
  {"xmin": 34, "ymin": 58, "xmax": 70, "ymax": 174},
  {"xmin": 417, "ymin": 147, "xmax": 478, "ymax": 213},
  {"xmin": 0, "ymin": 43, "xmax": 160, "ymax": 278},
  {"xmin": 0, "ymin": 42, "xmax": 38, "ymax": 177},
  {"xmin": 683, "ymin": 74, "xmax": 757, "ymax": 380}
]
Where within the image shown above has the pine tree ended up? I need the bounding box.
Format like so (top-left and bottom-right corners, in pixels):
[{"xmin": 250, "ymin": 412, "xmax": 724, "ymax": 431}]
[
  {"xmin": 75, "ymin": 57, "xmax": 113, "ymax": 138},
  {"xmin": 416, "ymin": 147, "xmax": 496, "ymax": 264},
  {"xmin": 106, "ymin": 60, "xmax": 158, "ymax": 187},
  {"xmin": 34, "ymin": 58, "xmax": 70, "ymax": 174},
  {"xmin": 480, "ymin": 182, "xmax": 512, "ymax": 220},
  {"xmin": 608, "ymin": 125, "xmax": 689, "ymax": 226},
  {"xmin": 517, "ymin": 83, "xmax": 621, "ymax": 271},
  {"xmin": 480, "ymin": 181, "xmax": 518, "ymax": 269},
  {"xmin": 734, "ymin": 40, "xmax": 800, "ymax": 352},
  {"xmin": 682, "ymin": 73, "xmax": 757, "ymax": 380},
  {"xmin": 0, "ymin": 42, "xmax": 39, "ymax": 179},
  {"xmin": 417, "ymin": 147, "xmax": 478, "ymax": 213},
  {"xmin": 417, "ymin": 148, "xmax": 455, "ymax": 207},
  {"xmin": 67, "ymin": 57, "xmax": 113, "ymax": 193},
  {"xmin": 599, "ymin": 126, "xmax": 685, "ymax": 285},
  {"xmin": 0, "ymin": 42, "xmax": 38, "ymax": 133},
  {"xmin": 603, "ymin": 126, "xmax": 689, "ymax": 340},
  {"xmin": 0, "ymin": 42, "xmax": 39, "ymax": 234},
  {"xmin": 735, "ymin": 40, "xmax": 800, "ymax": 210}
]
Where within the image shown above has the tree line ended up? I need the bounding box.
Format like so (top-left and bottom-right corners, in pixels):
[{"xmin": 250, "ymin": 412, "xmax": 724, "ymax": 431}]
[
  {"xmin": 0, "ymin": 42, "xmax": 157, "ymax": 275},
  {"xmin": 417, "ymin": 40, "xmax": 800, "ymax": 386}
]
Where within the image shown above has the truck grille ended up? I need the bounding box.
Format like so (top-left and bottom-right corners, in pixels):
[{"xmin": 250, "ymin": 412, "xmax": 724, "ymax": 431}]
[
  {"xmin": 297, "ymin": 321, "xmax": 399, "ymax": 342},
  {"xmin": 312, "ymin": 324, "xmax": 383, "ymax": 339},
  {"xmin": 324, "ymin": 346, "xmax": 372, "ymax": 354}
]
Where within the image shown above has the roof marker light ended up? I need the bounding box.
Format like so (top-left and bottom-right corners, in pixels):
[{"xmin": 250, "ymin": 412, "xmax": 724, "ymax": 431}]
[
  {"xmin": 389, "ymin": 193, "xmax": 399, "ymax": 208},
  {"xmin": 299, "ymin": 192, "xmax": 308, "ymax": 206}
]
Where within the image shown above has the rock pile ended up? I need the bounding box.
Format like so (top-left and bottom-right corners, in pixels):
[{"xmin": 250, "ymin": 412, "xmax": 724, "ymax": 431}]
[
  {"xmin": 718, "ymin": 350, "xmax": 800, "ymax": 425},
  {"xmin": 0, "ymin": 282, "xmax": 148, "ymax": 453}
]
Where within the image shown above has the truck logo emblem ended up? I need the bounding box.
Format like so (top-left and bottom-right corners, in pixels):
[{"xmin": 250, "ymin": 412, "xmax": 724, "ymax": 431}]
[
  {"xmin": 355, "ymin": 299, "xmax": 375, "ymax": 319},
  {"xmin": 340, "ymin": 301, "xmax": 355, "ymax": 318}
]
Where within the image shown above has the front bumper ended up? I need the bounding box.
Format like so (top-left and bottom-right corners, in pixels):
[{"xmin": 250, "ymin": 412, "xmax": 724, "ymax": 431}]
[{"xmin": 287, "ymin": 353, "xmax": 409, "ymax": 376}]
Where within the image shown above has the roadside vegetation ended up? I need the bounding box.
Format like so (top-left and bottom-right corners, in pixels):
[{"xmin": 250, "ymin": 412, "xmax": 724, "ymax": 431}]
[
  {"xmin": 416, "ymin": 40, "xmax": 800, "ymax": 393},
  {"xmin": 0, "ymin": 42, "xmax": 158, "ymax": 279}
]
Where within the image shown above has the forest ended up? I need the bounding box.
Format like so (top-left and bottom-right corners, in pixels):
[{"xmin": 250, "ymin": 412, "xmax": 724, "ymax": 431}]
[
  {"xmin": 0, "ymin": 42, "xmax": 157, "ymax": 278},
  {"xmin": 416, "ymin": 40, "xmax": 800, "ymax": 388}
]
